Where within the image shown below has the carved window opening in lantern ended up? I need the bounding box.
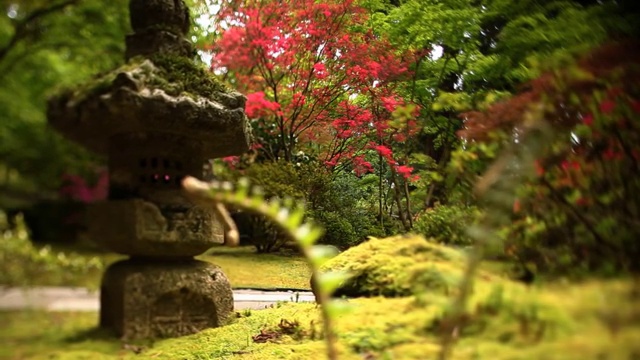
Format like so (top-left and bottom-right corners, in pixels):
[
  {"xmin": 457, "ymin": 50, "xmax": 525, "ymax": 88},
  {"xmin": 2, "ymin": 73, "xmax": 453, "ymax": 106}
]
[
  {"xmin": 138, "ymin": 157, "xmax": 185, "ymax": 187},
  {"xmin": 106, "ymin": 132, "xmax": 204, "ymax": 201}
]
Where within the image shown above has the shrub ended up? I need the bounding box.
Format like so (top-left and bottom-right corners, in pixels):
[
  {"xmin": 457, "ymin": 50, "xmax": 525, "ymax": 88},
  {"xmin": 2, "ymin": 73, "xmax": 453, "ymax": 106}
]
[
  {"xmin": 0, "ymin": 212, "xmax": 104, "ymax": 288},
  {"xmin": 221, "ymin": 161, "xmax": 309, "ymax": 253},
  {"xmin": 460, "ymin": 41, "xmax": 640, "ymax": 276},
  {"xmin": 316, "ymin": 235, "xmax": 502, "ymax": 298},
  {"xmin": 412, "ymin": 204, "xmax": 480, "ymax": 247},
  {"xmin": 20, "ymin": 200, "xmax": 86, "ymax": 244},
  {"xmin": 222, "ymin": 160, "xmax": 382, "ymax": 252},
  {"xmin": 310, "ymin": 210, "xmax": 358, "ymax": 249},
  {"xmin": 249, "ymin": 214, "xmax": 289, "ymax": 253},
  {"xmin": 310, "ymin": 172, "xmax": 385, "ymax": 248}
]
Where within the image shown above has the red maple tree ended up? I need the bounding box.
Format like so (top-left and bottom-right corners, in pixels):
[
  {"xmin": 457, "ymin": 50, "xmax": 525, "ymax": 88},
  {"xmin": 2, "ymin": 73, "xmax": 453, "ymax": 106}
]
[{"xmin": 210, "ymin": 0, "xmax": 417, "ymax": 178}]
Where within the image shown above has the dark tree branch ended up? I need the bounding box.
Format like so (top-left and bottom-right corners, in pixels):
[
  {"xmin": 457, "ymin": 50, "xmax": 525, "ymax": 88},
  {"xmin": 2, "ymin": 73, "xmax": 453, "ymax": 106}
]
[
  {"xmin": 0, "ymin": 185, "xmax": 58, "ymax": 205},
  {"xmin": 0, "ymin": 0, "xmax": 81, "ymax": 63}
]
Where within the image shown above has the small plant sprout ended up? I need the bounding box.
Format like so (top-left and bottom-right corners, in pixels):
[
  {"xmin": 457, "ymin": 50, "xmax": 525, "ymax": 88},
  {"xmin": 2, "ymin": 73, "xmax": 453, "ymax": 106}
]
[{"xmin": 182, "ymin": 176, "xmax": 350, "ymax": 360}]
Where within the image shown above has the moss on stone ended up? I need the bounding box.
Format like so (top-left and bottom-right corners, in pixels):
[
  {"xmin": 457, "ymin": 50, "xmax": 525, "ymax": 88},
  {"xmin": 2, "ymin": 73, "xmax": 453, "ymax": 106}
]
[
  {"xmin": 149, "ymin": 54, "xmax": 229, "ymax": 98},
  {"xmin": 61, "ymin": 70, "xmax": 116, "ymax": 103},
  {"xmin": 57, "ymin": 54, "xmax": 231, "ymax": 106}
]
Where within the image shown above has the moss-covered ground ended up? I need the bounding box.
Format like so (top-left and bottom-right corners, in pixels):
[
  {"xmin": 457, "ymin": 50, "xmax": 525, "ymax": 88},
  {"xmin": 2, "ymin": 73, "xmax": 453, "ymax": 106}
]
[
  {"xmin": 2, "ymin": 279, "xmax": 639, "ymax": 359},
  {"xmin": 3, "ymin": 236, "xmax": 639, "ymax": 360}
]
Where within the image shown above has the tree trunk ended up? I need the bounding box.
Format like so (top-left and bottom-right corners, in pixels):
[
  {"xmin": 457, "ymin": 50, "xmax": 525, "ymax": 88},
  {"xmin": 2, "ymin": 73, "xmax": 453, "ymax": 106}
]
[{"xmin": 391, "ymin": 173, "xmax": 410, "ymax": 231}]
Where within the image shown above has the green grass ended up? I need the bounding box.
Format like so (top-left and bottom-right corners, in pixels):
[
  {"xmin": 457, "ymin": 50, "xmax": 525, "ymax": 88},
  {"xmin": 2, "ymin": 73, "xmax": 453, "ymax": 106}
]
[
  {"xmin": 0, "ymin": 311, "xmax": 119, "ymax": 360},
  {"xmin": 200, "ymin": 245, "xmax": 312, "ymax": 289},
  {"xmin": 86, "ymin": 246, "xmax": 311, "ymax": 290},
  {"xmin": 2, "ymin": 278, "xmax": 640, "ymax": 360},
  {"xmin": 2, "ymin": 240, "xmax": 311, "ymax": 290}
]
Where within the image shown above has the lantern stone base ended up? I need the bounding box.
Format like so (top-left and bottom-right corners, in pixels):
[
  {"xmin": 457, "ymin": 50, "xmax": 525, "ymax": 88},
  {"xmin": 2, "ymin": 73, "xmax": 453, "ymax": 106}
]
[{"xmin": 99, "ymin": 258, "xmax": 233, "ymax": 340}]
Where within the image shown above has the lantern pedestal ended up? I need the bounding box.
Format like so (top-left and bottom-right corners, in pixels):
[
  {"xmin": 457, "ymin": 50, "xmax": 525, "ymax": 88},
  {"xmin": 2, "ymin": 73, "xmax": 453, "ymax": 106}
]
[{"xmin": 99, "ymin": 259, "xmax": 233, "ymax": 339}]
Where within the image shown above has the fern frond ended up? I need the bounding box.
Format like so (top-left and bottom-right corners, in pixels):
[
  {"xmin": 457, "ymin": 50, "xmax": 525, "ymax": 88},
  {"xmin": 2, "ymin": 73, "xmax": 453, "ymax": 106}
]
[{"xmin": 182, "ymin": 176, "xmax": 342, "ymax": 360}]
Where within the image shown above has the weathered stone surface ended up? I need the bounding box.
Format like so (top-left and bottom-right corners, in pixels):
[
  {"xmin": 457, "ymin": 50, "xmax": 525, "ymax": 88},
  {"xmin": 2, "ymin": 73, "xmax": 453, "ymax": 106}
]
[
  {"xmin": 129, "ymin": 0, "xmax": 190, "ymax": 35},
  {"xmin": 125, "ymin": 30, "xmax": 194, "ymax": 60},
  {"xmin": 105, "ymin": 132, "xmax": 204, "ymax": 201},
  {"xmin": 100, "ymin": 259, "xmax": 233, "ymax": 340},
  {"xmin": 47, "ymin": 59, "xmax": 251, "ymax": 158},
  {"xmin": 88, "ymin": 199, "xmax": 224, "ymax": 257}
]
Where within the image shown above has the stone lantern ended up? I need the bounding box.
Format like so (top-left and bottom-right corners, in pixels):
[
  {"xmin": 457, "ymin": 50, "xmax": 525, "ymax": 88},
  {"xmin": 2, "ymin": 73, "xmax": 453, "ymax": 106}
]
[{"xmin": 46, "ymin": 0, "xmax": 251, "ymax": 339}]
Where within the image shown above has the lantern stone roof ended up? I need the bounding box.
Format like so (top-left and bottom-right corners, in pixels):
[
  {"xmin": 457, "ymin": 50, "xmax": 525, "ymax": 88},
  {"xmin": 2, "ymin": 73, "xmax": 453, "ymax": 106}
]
[
  {"xmin": 47, "ymin": 55, "xmax": 251, "ymax": 158},
  {"xmin": 47, "ymin": 0, "xmax": 251, "ymax": 159}
]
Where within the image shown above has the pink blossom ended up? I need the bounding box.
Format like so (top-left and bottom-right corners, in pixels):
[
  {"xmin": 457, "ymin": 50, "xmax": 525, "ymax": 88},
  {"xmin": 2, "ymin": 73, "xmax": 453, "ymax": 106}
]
[
  {"xmin": 599, "ymin": 99, "xmax": 616, "ymax": 114},
  {"xmin": 245, "ymin": 92, "xmax": 281, "ymax": 118},
  {"xmin": 59, "ymin": 169, "xmax": 108, "ymax": 203},
  {"xmin": 222, "ymin": 156, "xmax": 240, "ymax": 169},
  {"xmin": 395, "ymin": 165, "xmax": 414, "ymax": 179},
  {"xmin": 381, "ymin": 96, "xmax": 402, "ymax": 113}
]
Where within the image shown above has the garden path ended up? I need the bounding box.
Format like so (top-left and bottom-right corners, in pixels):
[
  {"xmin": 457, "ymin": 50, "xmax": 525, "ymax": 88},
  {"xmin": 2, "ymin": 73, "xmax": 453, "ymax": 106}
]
[{"xmin": 0, "ymin": 286, "xmax": 316, "ymax": 311}]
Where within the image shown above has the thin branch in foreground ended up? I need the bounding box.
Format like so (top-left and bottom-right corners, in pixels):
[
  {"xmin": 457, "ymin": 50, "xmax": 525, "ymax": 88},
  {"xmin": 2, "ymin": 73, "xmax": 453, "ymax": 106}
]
[{"xmin": 182, "ymin": 176, "xmax": 346, "ymax": 360}]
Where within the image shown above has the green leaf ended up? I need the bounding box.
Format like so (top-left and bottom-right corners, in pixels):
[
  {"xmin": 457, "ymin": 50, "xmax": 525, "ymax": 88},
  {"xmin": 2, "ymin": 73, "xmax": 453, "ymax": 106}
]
[
  {"xmin": 295, "ymin": 223, "xmax": 324, "ymax": 247},
  {"xmin": 566, "ymin": 189, "xmax": 582, "ymax": 204},
  {"xmin": 597, "ymin": 193, "xmax": 614, "ymax": 205},
  {"xmin": 317, "ymin": 271, "xmax": 351, "ymax": 295},
  {"xmin": 325, "ymin": 299, "xmax": 353, "ymax": 316},
  {"xmin": 285, "ymin": 208, "xmax": 305, "ymax": 229},
  {"xmin": 573, "ymin": 124, "xmax": 592, "ymax": 138},
  {"xmin": 309, "ymin": 245, "xmax": 340, "ymax": 267}
]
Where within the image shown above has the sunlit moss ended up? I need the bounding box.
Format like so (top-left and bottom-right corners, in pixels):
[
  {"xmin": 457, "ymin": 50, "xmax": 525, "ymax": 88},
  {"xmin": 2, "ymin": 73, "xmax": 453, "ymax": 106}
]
[
  {"xmin": 4, "ymin": 278, "xmax": 640, "ymax": 359},
  {"xmin": 149, "ymin": 54, "xmax": 228, "ymax": 98},
  {"xmin": 319, "ymin": 235, "xmax": 501, "ymax": 298}
]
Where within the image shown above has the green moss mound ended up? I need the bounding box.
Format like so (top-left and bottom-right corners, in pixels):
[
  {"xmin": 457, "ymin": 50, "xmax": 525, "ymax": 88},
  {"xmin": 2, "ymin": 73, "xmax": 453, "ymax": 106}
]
[{"xmin": 320, "ymin": 235, "xmax": 500, "ymax": 297}]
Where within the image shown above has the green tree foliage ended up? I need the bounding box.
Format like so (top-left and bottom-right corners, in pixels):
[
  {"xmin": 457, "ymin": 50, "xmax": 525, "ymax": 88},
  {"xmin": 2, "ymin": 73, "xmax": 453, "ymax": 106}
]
[
  {"xmin": 217, "ymin": 160, "xmax": 384, "ymax": 251},
  {"xmin": 0, "ymin": 0, "xmax": 129, "ymax": 207},
  {"xmin": 5, "ymin": 0, "xmax": 640, "ymax": 272},
  {"xmin": 204, "ymin": 0, "xmax": 640, "ymax": 242},
  {"xmin": 363, "ymin": 0, "xmax": 640, "ymax": 210}
]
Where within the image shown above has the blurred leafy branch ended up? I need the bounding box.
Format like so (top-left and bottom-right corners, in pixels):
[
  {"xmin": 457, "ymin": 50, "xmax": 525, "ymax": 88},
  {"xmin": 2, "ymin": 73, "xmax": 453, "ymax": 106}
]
[{"xmin": 182, "ymin": 176, "xmax": 350, "ymax": 360}]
